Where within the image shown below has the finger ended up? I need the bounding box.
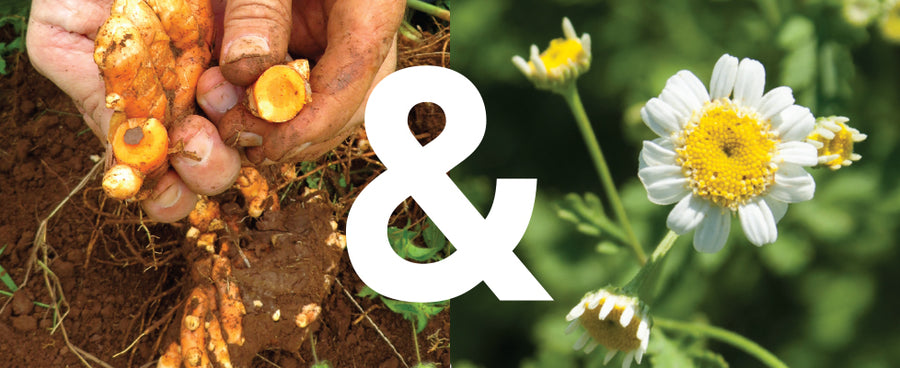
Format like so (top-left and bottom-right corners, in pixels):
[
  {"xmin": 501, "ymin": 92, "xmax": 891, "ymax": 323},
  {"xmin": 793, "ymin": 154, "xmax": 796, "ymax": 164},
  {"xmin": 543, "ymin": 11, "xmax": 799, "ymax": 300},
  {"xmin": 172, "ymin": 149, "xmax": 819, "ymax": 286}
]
[
  {"xmin": 27, "ymin": 0, "xmax": 113, "ymax": 138},
  {"xmin": 141, "ymin": 170, "xmax": 200, "ymax": 223},
  {"xmin": 169, "ymin": 115, "xmax": 242, "ymax": 195},
  {"xmin": 256, "ymin": 0, "xmax": 405, "ymax": 162},
  {"xmin": 219, "ymin": 0, "xmax": 291, "ymax": 87},
  {"xmin": 217, "ymin": 105, "xmax": 274, "ymax": 149},
  {"xmin": 196, "ymin": 66, "xmax": 244, "ymax": 123}
]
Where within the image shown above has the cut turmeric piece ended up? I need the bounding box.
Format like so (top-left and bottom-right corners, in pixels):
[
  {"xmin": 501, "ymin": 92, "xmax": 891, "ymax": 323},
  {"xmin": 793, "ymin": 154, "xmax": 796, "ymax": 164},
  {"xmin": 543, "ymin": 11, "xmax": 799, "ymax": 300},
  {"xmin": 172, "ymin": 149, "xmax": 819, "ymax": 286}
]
[
  {"xmin": 245, "ymin": 59, "xmax": 312, "ymax": 123},
  {"xmin": 111, "ymin": 117, "xmax": 169, "ymax": 175},
  {"xmin": 102, "ymin": 164, "xmax": 144, "ymax": 200}
]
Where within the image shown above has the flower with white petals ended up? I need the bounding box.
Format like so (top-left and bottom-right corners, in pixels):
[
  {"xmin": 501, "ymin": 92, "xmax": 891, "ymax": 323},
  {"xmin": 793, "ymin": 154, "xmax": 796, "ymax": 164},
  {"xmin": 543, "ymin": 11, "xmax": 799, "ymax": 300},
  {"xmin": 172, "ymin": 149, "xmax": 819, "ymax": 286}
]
[
  {"xmin": 638, "ymin": 54, "xmax": 819, "ymax": 253},
  {"xmin": 565, "ymin": 289, "xmax": 650, "ymax": 368},
  {"xmin": 512, "ymin": 17, "xmax": 591, "ymax": 93},
  {"xmin": 806, "ymin": 116, "xmax": 867, "ymax": 170}
]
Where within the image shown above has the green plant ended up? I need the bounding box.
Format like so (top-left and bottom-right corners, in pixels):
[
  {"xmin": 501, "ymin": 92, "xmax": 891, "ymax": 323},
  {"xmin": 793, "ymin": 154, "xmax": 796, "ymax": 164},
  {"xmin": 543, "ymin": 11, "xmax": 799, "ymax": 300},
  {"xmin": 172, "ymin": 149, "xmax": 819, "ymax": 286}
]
[
  {"xmin": 0, "ymin": 11, "xmax": 26, "ymax": 75},
  {"xmin": 0, "ymin": 244, "xmax": 18, "ymax": 295}
]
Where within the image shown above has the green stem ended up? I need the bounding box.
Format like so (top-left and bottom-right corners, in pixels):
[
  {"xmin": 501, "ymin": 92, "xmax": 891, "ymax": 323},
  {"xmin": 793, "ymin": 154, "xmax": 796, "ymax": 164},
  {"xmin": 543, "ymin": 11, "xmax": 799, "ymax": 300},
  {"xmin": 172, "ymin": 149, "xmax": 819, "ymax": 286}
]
[
  {"xmin": 406, "ymin": 0, "xmax": 450, "ymax": 21},
  {"xmin": 623, "ymin": 230, "xmax": 677, "ymax": 300},
  {"xmin": 654, "ymin": 318, "xmax": 789, "ymax": 368},
  {"xmin": 411, "ymin": 320, "xmax": 422, "ymax": 365},
  {"xmin": 561, "ymin": 84, "xmax": 647, "ymax": 265}
]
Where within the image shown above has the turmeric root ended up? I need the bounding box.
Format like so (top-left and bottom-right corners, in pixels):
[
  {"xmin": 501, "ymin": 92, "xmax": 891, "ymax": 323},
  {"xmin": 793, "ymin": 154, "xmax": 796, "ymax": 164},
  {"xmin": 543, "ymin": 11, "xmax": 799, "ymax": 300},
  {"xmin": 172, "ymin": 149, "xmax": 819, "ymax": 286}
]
[
  {"xmin": 156, "ymin": 342, "xmax": 182, "ymax": 368},
  {"xmin": 245, "ymin": 59, "xmax": 312, "ymax": 123},
  {"xmin": 212, "ymin": 255, "xmax": 246, "ymax": 345},
  {"xmin": 181, "ymin": 287, "xmax": 212, "ymax": 368},
  {"xmin": 236, "ymin": 167, "xmax": 271, "ymax": 218},
  {"xmin": 95, "ymin": 0, "xmax": 213, "ymax": 200},
  {"xmin": 205, "ymin": 310, "xmax": 233, "ymax": 368},
  {"xmin": 102, "ymin": 164, "xmax": 144, "ymax": 200}
]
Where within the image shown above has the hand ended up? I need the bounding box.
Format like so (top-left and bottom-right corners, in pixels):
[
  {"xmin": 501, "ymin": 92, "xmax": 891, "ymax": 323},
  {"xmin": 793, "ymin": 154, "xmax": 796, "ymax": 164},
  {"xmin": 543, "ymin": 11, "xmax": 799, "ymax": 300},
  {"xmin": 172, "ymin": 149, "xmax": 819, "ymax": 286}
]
[
  {"xmin": 196, "ymin": 0, "xmax": 404, "ymax": 164},
  {"xmin": 26, "ymin": 0, "xmax": 404, "ymax": 222}
]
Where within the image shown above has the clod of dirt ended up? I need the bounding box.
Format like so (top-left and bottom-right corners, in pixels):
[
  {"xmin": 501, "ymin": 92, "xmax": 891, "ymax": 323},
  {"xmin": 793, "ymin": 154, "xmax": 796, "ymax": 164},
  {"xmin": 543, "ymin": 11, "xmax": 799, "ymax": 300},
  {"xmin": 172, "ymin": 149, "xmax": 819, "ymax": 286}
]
[
  {"xmin": 11, "ymin": 315, "xmax": 37, "ymax": 332},
  {"xmin": 10, "ymin": 290, "xmax": 34, "ymax": 316},
  {"xmin": 179, "ymin": 197, "xmax": 343, "ymax": 367}
]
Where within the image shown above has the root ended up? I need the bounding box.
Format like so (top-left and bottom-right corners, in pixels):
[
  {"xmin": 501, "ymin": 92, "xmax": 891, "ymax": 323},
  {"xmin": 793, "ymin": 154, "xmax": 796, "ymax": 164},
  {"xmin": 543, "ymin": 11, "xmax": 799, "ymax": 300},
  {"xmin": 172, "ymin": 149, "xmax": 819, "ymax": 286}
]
[{"xmin": 335, "ymin": 278, "xmax": 409, "ymax": 368}]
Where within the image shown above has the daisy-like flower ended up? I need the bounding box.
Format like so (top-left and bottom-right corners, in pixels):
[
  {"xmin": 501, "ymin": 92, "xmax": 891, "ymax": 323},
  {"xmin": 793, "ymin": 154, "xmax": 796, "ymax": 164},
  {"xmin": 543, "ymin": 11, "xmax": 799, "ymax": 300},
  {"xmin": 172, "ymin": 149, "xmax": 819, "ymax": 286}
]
[
  {"xmin": 511, "ymin": 17, "xmax": 591, "ymax": 93},
  {"xmin": 806, "ymin": 116, "xmax": 867, "ymax": 170},
  {"xmin": 638, "ymin": 54, "xmax": 819, "ymax": 253},
  {"xmin": 565, "ymin": 289, "xmax": 650, "ymax": 368}
]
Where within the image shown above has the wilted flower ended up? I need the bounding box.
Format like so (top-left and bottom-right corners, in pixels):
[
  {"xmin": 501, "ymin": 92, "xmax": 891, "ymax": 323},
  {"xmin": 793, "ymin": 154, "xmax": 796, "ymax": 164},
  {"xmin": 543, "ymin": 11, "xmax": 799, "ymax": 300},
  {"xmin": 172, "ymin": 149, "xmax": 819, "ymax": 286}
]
[
  {"xmin": 565, "ymin": 289, "xmax": 650, "ymax": 368},
  {"xmin": 512, "ymin": 17, "xmax": 591, "ymax": 93},
  {"xmin": 638, "ymin": 54, "xmax": 819, "ymax": 253},
  {"xmin": 806, "ymin": 116, "xmax": 867, "ymax": 170}
]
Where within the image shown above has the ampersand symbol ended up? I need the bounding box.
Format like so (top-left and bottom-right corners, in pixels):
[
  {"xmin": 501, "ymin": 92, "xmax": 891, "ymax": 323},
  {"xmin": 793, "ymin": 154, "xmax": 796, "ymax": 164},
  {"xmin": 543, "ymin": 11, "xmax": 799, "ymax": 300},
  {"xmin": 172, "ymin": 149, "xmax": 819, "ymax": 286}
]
[{"xmin": 346, "ymin": 66, "xmax": 552, "ymax": 303}]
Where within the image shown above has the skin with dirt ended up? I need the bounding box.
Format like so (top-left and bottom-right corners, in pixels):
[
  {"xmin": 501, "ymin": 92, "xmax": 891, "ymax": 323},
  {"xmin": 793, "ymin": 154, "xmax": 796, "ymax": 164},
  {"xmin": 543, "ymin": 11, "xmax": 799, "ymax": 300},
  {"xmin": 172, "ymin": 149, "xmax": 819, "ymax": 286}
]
[{"xmin": 0, "ymin": 23, "xmax": 450, "ymax": 368}]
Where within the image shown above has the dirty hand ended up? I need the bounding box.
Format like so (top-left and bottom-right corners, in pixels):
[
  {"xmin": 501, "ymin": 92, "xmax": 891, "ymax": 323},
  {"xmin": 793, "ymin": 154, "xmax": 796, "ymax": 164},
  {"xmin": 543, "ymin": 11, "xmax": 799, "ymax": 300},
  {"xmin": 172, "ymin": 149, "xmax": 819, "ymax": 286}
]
[
  {"xmin": 26, "ymin": 0, "xmax": 242, "ymax": 223},
  {"xmin": 196, "ymin": 0, "xmax": 404, "ymax": 165}
]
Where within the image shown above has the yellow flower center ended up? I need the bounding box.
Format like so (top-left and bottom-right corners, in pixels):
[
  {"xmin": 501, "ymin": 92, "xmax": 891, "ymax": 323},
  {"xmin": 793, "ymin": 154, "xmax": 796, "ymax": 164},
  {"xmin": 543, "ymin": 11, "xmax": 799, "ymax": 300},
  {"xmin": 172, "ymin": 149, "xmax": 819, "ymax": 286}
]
[
  {"xmin": 532, "ymin": 38, "xmax": 586, "ymax": 72},
  {"xmin": 578, "ymin": 296, "xmax": 642, "ymax": 352},
  {"xmin": 808, "ymin": 121, "xmax": 856, "ymax": 168},
  {"xmin": 676, "ymin": 99, "xmax": 778, "ymax": 210}
]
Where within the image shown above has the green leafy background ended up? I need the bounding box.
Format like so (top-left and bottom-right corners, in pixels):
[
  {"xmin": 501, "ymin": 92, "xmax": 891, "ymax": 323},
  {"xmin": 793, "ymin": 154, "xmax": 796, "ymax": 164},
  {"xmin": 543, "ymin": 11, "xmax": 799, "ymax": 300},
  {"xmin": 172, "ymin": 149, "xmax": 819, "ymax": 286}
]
[{"xmin": 448, "ymin": 0, "xmax": 900, "ymax": 367}]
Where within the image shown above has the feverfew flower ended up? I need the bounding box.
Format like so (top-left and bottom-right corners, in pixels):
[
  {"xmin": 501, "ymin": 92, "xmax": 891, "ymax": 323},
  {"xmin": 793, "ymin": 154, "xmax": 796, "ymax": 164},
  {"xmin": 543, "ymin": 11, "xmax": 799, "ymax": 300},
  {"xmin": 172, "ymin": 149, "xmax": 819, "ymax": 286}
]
[
  {"xmin": 565, "ymin": 289, "xmax": 650, "ymax": 368},
  {"xmin": 638, "ymin": 54, "xmax": 818, "ymax": 253},
  {"xmin": 512, "ymin": 17, "xmax": 591, "ymax": 93},
  {"xmin": 806, "ymin": 116, "xmax": 867, "ymax": 170}
]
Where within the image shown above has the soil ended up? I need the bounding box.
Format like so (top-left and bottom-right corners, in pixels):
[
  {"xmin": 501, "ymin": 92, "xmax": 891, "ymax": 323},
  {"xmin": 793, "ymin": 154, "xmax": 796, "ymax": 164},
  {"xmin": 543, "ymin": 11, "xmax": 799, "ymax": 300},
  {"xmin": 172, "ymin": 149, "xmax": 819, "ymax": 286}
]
[{"xmin": 0, "ymin": 22, "xmax": 451, "ymax": 368}]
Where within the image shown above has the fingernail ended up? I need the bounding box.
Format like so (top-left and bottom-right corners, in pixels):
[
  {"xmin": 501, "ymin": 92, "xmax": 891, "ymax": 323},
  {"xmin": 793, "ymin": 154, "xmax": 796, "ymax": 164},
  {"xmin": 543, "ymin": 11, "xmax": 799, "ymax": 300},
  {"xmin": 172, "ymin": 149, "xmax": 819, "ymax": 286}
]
[
  {"xmin": 183, "ymin": 129, "xmax": 213, "ymax": 166},
  {"xmin": 198, "ymin": 81, "xmax": 241, "ymax": 115},
  {"xmin": 155, "ymin": 183, "xmax": 182, "ymax": 209},
  {"xmin": 236, "ymin": 132, "xmax": 263, "ymax": 147},
  {"xmin": 223, "ymin": 35, "xmax": 270, "ymax": 65}
]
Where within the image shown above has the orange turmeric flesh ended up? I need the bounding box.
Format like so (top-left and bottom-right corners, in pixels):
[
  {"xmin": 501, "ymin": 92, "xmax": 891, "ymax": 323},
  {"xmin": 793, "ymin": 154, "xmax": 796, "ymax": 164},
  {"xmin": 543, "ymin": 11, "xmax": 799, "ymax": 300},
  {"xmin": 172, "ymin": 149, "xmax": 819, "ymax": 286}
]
[
  {"xmin": 246, "ymin": 59, "xmax": 312, "ymax": 123},
  {"xmin": 112, "ymin": 117, "xmax": 169, "ymax": 175}
]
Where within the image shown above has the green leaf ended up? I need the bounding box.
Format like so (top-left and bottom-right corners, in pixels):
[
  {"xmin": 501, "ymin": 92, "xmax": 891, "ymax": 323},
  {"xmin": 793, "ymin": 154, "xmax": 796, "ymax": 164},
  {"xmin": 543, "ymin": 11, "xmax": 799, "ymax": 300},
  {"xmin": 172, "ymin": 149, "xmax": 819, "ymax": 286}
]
[
  {"xmin": 777, "ymin": 16, "xmax": 815, "ymax": 49},
  {"xmin": 651, "ymin": 331, "xmax": 696, "ymax": 368},
  {"xmin": 357, "ymin": 285, "xmax": 380, "ymax": 299},
  {"xmin": 422, "ymin": 218, "xmax": 447, "ymax": 251},
  {"xmin": 387, "ymin": 225, "xmax": 417, "ymax": 259},
  {"xmin": 0, "ymin": 244, "xmax": 17, "ymax": 292},
  {"xmin": 556, "ymin": 192, "xmax": 626, "ymax": 242},
  {"xmin": 380, "ymin": 297, "xmax": 447, "ymax": 333}
]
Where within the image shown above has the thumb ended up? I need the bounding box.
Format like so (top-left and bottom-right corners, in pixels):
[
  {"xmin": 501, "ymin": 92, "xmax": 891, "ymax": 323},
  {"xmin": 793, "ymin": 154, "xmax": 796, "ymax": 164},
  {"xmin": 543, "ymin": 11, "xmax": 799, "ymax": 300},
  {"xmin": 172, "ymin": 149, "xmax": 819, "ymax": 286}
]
[{"xmin": 218, "ymin": 0, "xmax": 291, "ymax": 87}]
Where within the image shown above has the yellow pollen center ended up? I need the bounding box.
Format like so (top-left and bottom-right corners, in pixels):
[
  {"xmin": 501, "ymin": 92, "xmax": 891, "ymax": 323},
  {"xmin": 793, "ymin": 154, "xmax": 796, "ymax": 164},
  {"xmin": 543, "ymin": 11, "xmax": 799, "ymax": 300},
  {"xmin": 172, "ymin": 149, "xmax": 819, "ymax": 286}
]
[
  {"xmin": 533, "ymin": 38, "xmax": 586, "ymax": 71},
  {"xmin": 676, "ymin": 100, "xmax": 777, "ymax": 210},
  {"xmin": 808, "ymin": 122, "xmax": 855, "ymax": 168},
  {"xmin": 578, "ymin": 297, "xmax": 642, "ymax": 352}
]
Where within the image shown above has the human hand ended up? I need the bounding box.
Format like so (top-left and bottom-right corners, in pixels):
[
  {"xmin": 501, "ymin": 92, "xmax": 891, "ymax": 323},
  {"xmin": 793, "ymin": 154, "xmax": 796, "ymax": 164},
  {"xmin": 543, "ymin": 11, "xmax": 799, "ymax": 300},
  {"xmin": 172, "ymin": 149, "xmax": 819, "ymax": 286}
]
[
  {"xmin": 26, "ymin": 0, "xmax": 241, "ymax": 222},
  {"xmin": 196, "ymin": 0, "xmax": 404, "ymax": 164}
]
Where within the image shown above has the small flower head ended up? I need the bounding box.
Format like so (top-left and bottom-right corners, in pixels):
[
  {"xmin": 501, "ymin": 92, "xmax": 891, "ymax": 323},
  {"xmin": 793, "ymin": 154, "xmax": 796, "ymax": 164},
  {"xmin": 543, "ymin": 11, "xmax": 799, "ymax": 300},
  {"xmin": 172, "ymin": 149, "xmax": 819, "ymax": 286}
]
[
  {"xmin": 565, "ymin": 289, "xmax": 650, "ymax": 368},
  {"xmin": 639, "ymin": 54, "xmax": 819, "ymax": 252},
  {"xmin": 806, "ymin": 116, "xmax": 867, "ymax": 170},
  {"xmin": 512, "ymin": 17, "xmax": 591, "ymax": 93}
]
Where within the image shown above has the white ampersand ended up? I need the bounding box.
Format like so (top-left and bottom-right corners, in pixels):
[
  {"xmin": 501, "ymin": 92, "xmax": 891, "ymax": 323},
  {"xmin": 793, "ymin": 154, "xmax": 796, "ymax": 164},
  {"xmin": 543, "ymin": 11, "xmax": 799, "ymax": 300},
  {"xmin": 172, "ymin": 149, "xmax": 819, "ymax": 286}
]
[{"xmin": 346, "ymin": 66, "xmax": 552, "ymax": 303}]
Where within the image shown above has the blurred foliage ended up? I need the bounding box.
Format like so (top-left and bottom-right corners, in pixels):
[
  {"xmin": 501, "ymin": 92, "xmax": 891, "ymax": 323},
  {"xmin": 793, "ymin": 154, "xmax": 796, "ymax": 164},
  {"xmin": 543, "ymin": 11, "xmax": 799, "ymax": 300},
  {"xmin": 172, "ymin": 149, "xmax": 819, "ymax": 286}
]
[
  {"xmin": 0, "ymin": 0, "xmax": 27, "ymax": 75},
  {"xmin": 450, "ymin": 0, "xmax": 900, "ymax": 367}
]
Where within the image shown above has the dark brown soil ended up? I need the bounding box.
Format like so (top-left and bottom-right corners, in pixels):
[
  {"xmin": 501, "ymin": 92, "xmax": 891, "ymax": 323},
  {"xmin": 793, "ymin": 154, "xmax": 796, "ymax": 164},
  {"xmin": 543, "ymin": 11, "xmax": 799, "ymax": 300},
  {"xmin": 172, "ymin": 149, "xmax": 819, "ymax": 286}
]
[{"xmin": 0, "ymin": 24, "xmax": 450, "ymax": 368}]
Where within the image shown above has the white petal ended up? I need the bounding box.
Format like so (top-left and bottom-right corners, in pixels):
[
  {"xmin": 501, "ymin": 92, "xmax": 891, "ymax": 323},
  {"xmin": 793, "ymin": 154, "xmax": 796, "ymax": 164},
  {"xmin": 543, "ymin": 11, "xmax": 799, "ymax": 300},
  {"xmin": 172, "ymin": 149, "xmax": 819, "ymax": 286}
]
[
  {"xmin": 637, "ymin": 320, "xmax": 650, "ymax": 342},
  {"xmin": 638, "ymin": 165, "xmax": 689, "ymax": 205},
  {"xmin": 641, "ymin": 98, "xmax": 683, "ymax": 137},
  {"xmin": 562, "ymin": 17, "xmax": 577, "ymax": 39},
  {"xmin": 693, "ymin": 208, "xmax": 731, "ymax": 253},
  {"xmin": 587, "ymin": 293, "xmax": 602, "ymax": 309},
  {"xmin": 636, "ymin": 348, "xmax": 645, "ymax": 364},
  {"xmin": 604, "ymin": 350, "xmax": 618, "ymax": 365},
  {"xmin": 738, "ymin": 198, "xmax": 778, "ymax": 246},
  {"xmin": 772, "ymin": 105, "xmax": 815, "ymax": 142},
  {"xmin": 622, "ymin": 351, "xmax": 635, "ymax": 368},
  {"xmin": 757, "ymin": 86, "xmax": 794, "ymax": 121},
  {"xmin": 530, "ymin": 45, "xmax": 547, "ymax": 77},
  {"xmin": 573, "ymin": 332, "xmax": 590, "ymax": 350},
  {"xmin": 566, "ymin": 303, "xmax": 585, "ymax": 321},
  {"xmin": 710, "ymin": 54, "xmax": 739, "ymax": 99},
  {"xmin": 584, "ymin": 340, "xmax": 600, "ymax": 354},
  {"xmin": 733, "ymin": 58, "xmax": 766, "ymax": 109},
  {"xmin": 640, "ymin": 139, "xmax": 677, "ymax": 168},
  {"xmin": 598, "ymin": 298, "xmax": 615, "ymax": 319},
  {"xmin": 768, "ymin": 164, "xmax": 815, "ymax": 203},
  {"xmin": 581, "ymin": 34, "xmax": 592, "ymax": 57},
  {"xmin": 512, "ymin": 56, "xmax": 532, "ymax": 76},
  {"xmin": 776, "ymin": 141, "xmax": 818, "ymax": 167},
  {"xmin": 763, "ymin": 196, "xmax": 788, "ymax": 223},
  {"xmin": 565, "ymin": 320, "xmax": 580, "ymax": 335},
  {"xmin": 619, "ymin": 305, "xmax": 635, "ymax": 327},
  {"xmin": 667, "ymin": 195, "xmax": 710, "ymax": 235},
  {"xmin": 659, "ymin": 71, "xmax": 706, "ymax": 120}
]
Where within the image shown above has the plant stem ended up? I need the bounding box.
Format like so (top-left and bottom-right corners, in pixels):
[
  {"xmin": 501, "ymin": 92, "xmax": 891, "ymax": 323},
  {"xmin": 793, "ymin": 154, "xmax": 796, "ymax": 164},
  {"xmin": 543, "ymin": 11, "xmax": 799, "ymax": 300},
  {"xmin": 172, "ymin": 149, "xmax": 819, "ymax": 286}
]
[
  {"xmin": 411, "ymin": 320, "xmax": 422, "ymax": 365},
  {"xmin": 654, "ymin": 317, "xmax": 789, "ymax": 368},
  {"xmin": 406, "ymin": 0, "xmax": 450, "ymax": 21},
  {"xmin": 561, "ymin": 84, "xmax": 647, "ymax": 265},
  {"xmin": 623, "ymin": 230, "xmax": 677, "ymax": 300}
]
